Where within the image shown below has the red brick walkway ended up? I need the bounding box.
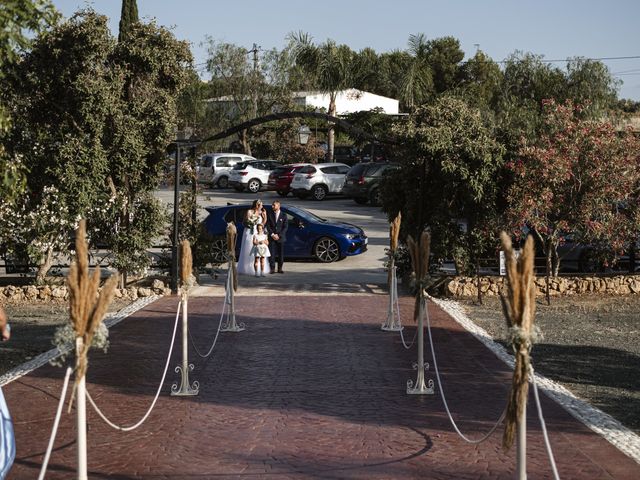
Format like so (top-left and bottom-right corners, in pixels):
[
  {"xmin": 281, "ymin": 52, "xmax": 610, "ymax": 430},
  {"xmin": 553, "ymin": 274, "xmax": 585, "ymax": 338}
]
[{"xmin": 4, "ymin": 294, "xmax": 639, "ymax": 479}]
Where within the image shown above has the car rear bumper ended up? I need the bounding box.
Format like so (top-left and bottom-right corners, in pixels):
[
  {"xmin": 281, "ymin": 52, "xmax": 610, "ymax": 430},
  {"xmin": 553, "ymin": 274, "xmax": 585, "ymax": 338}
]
[{"xmin": 342, "ymin": 184, "xmax": 368, "ymax": 198}]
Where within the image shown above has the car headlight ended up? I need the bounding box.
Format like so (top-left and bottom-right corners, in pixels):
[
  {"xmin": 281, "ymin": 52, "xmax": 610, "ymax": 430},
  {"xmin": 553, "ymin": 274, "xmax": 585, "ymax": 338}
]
[{"xmin": 345, "ymin": 234, "xmax": 357, "ymax": 240}]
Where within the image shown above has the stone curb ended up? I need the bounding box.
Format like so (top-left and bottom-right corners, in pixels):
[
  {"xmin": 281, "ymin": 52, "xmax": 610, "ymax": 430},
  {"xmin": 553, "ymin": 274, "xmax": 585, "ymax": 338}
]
[{"xmin": 429, "ymin": 295, "xmax": 640, "ymax": 465}]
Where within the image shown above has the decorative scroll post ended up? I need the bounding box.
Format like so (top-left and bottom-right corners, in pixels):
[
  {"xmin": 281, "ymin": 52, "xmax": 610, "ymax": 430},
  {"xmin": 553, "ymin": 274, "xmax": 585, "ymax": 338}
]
[
  {"xmin": 67, "ymin": 220, "xmax": 117, "ymax": 479},
  {"xmin": 382, "ymin": 213, "xmax": 402, "ymax": 331},
  {"xmin": 406, "ymin": 231, "xmax": 435, "ymax": 395},
  {"xmin": 221, "ymin": 222, "xmax": 245, "ymax": 332},
  {"xmin": 499, "ymin": 232, "xmax": 537, "ymax": 480},
  {"xmin": 171, "ymin": 240, "xmax": 199, "ymax": 396}
]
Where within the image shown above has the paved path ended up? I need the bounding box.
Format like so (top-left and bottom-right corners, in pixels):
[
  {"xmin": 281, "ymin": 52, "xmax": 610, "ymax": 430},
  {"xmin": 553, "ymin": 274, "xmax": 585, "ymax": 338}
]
[{"xmin": 4, "ymin": 292, "xmax": 639, "ymax": 479}]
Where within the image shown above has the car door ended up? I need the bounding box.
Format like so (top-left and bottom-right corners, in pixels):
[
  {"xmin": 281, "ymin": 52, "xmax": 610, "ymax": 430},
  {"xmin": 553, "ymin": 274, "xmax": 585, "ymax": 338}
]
[
  {"xmin": 198, "ymin": 155, "xmax": 214, "ymax": 183},
  {"xmin": 280, "ymin": 209, "xmax": 314, "ymax": 258}
]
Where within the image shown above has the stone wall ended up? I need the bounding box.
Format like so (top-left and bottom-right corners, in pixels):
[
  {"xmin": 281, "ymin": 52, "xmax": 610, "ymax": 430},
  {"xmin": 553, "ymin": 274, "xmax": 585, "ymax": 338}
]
[
  {"xmin": 0, "ymin": 279, "xmax": 171, "ymax": 305},
  {"xmin": 445, "ymin": 275, "xmax": 640, "ymax": 297}
]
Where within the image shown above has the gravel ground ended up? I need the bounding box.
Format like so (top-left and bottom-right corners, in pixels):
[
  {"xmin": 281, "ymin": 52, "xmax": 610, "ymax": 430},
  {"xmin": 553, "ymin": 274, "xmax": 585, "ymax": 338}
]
[
  {"xmin": 0, "ymin": 299, "xmax": 133, "ymax": 375},
  {"xmin": 459, "ymin": 294, "xmax": 640, "ymax": 434}
]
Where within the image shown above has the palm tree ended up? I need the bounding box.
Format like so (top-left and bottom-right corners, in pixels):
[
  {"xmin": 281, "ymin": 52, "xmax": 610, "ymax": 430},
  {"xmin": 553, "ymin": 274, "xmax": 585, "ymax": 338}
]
[
  {"xmin": 399, "ymin": 33, "xmax": 433, "ymax": 110},
  {"xmin": 290, "ymin": 32, "xmax": 355, "ymax": 162}
]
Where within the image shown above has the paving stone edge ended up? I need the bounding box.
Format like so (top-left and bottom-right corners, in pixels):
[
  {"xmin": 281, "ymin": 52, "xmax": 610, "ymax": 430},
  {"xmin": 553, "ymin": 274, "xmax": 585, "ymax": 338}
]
[
  {"xmin": 0, "ymin": 295, "xmax": 161, "ymax": 388},
  {"xmin": 428, "ymin": 295, "xmax": 640, "ymax": 465}
]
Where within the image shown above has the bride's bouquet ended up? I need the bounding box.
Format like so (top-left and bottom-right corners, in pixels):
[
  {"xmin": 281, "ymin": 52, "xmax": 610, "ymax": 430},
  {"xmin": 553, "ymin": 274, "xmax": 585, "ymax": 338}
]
[{"xmin": 244, "ymin": 214, "xmax": 258, "ymax": 230}]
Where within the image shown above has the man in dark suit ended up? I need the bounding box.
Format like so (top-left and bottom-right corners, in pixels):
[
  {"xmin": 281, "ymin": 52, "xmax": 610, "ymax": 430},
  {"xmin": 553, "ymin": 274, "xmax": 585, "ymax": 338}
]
[{"xmin": 267, "ymin": 200, "xmax": 288, "ymax": 273}]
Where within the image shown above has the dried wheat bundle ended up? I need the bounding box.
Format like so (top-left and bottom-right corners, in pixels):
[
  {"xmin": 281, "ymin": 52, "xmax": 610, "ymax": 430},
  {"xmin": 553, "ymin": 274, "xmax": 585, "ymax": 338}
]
[
  {"xmin": 388, "ymin": 212, "xmax": 402, "ymax": 286},
  {"xmin": 180, "ymin": 239, "xmax": 196, "ymax": 296},
  {"xmin": 68, "ymin": 220, "xmax": 117, "ymax": 385},
  {"xmin": 499, "ymin": 232, "xmax": 536, "ymax": 450},
  {"xmin": 226, "ymin": 222, "xmax": 238, "ymax": 291},
  {"xmin": 407, "ymin": 230, "xmax": 431, "ymax": 322}
]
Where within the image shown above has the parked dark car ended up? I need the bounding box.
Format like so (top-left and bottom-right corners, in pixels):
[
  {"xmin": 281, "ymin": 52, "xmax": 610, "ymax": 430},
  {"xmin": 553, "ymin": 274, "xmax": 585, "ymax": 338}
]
[
  {"xmin": 330, "ymin": 145, "xmax": 358, "ymax": 165},
  {"xmin": 265, "ymin": 163, "xmax": 311, "ymax": 197},
  {"xmin": 355, "ymin": 143, "xmax": 391, "ymax": 163},
  {"xmin": 342, "ymin": 162, "xmax": 400, "ymax": 205},
  {"xmin": 203, "ymin": 203, "xmax": 368, "ymax": 263}
]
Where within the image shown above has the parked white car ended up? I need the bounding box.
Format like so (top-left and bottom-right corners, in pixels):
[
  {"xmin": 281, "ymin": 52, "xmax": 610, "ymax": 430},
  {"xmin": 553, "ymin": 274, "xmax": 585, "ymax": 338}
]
[
  {"xmin": 228, "ymin": 160, "xmax": 282, "ymax": 193},
  {"xmin": 197, "ymin": 153, "xmax": 255, "ymax": 188},
  {"xmin": 290, "ymin": 163, "xmax": 351, "ymax": 200}
]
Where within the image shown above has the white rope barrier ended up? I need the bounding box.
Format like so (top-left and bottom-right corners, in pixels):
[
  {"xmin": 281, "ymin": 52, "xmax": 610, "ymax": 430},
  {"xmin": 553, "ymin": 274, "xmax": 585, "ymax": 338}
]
[
  {"xmin": 187, "ymin": 273, "xmax": 230, "ymax": 358},
  {"xmin": 424, "ymin": 297, "xmax": 506, "ymax": 443},
  {"xmin": 388, "ymin": 269, "xmax": 417, "ymax": 349},
  {"xmin": 531, "ymin": 365, "xmax": 561, "ymax": 480},
  {"xmin": 85, "ymin": 300, "xmax": 182, "ymax": 432},
  {"xmin": 37, "ymin": 367, "xmax": 73, "ymax": 480}
]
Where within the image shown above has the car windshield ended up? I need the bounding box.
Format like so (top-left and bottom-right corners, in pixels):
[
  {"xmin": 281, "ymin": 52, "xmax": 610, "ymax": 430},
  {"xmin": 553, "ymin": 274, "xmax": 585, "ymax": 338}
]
[
  {"xmin": 284, "ymin": 205, "xmax": 326, "ymax": 223},
  {"xmin": 271, "ymin": 167, "xmax": 289, "ymax": 175},
  {"xmin": 232, "ymin": 162, "xmax": 248, "ymax": 170},
  {"xmin": 298, "ymin": 166, "xmax": 316, "ymax": 174}
]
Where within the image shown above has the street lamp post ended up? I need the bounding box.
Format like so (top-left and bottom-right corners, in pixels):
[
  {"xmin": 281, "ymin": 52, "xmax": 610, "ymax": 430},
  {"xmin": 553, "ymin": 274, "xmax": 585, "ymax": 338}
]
[{"xmin": 171, "ymin": 143, "xmax": 181, "ymax": 293}]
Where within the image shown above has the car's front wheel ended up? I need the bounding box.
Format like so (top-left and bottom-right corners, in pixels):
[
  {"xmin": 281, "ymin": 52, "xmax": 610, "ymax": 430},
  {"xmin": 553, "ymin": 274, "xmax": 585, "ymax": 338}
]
[
  {"xmin": 217, "ymin": 176, "xmax": 229, "ymax": 189},
  {"xmin": 314, "ymin": 237, "xmax": 340, "ymax": 263},
  {"xmin": 311, "ymin": 184, "xmax": 328, "ymax": 201},
  {"xmin": 247, "ymin": 178, "xmax": 262, "ymax": 193},
  {"xmin": 211, "ymin": 237, "xmax": 229, "ymax": 264}
]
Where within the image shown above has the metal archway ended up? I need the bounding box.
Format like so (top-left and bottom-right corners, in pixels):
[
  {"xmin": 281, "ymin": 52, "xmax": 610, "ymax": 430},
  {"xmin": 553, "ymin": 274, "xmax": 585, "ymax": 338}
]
[{"xmin": 200, "ymin": 110, "xmax": 396, "ymax": 145}]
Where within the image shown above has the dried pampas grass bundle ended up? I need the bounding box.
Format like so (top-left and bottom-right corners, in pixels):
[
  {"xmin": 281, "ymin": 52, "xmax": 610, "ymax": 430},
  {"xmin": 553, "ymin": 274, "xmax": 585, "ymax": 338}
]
[
  {"xmin": 180, "ymin": 240, "xmax": 196, "ymax": 295},
  {"xmin": 407, "ymin": 230, "xmax": 430, "ymax": 322},
  {"xmin": 226, "ymin": 222, "xmax": 238, "ymax": 291},
  {"xmin": 500, "ymin": 232, "xmax": 537, "ymax": 450},
  {"xmin": 388, "ymin": 212, "xmax": 402, "ymax": 286},
  {"xmin": 68, "ymin": 220, "xmax": 117, "ymax": 386}
]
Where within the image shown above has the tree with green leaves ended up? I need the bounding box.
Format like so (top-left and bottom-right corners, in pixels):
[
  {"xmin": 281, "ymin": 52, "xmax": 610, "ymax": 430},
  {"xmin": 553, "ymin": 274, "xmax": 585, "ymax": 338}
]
[
  {"xmin": 290, "ymin": 33, "xmax": 356, "ymax": 161},
  {"xmin": 118, "ymin": 0, "xmax": 138, "ymax": 42},
  {"xmin": 3, "ymin": 9, "xmax": 191, "ymax": 284},
  {"xmin": 0, "ymin": 0, "xmax": 58, "ymax": 202},
  {"xmin": 381, "ymin": 96, "xmax": 504, "ymax": 273},
  {"xmin": 205, "ymin": 39, "xmax": 297, "ymax": 155}
]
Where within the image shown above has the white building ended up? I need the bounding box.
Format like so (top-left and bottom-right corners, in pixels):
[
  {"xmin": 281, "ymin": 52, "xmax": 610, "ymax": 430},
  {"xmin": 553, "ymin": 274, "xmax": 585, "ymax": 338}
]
[
  {"xmin": 292, "ymin": 89, "xmax": 399, "ymax": 115},
  {"xmin": 206, "ymin": 89, "xmax": 399, "ymax": 116}
]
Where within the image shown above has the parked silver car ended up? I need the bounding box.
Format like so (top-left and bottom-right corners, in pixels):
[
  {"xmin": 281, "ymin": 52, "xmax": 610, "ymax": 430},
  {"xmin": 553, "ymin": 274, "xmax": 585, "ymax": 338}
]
[{"xmin": 197, "ymin": 153, "xmax": 255, "ymax": 188}]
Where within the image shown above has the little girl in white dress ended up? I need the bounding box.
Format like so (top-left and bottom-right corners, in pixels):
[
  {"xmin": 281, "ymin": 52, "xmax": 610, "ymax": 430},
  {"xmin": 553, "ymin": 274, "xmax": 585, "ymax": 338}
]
[{"xmin": 250, "ymin": 224, "xmax": 271, "ymax": 277}]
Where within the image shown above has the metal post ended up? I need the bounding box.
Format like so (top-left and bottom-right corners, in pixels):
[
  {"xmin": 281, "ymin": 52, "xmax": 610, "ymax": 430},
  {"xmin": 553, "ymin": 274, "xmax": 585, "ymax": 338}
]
[
  {"xmin": 381, "ymin": 261, "xmax": 402, "ymax": 331},
  {"xmin": 171, "ymin": 297, "xmax": 199, "ymax": 396},
  {"xmin": 221, "ymin": 256, "xmax": 245, "ymax": 332},
  {"xmin": 517, "ymin": 402, "xmax": 527, "ymax": 479},
  {"xmin": 75, "ymin": 338, "xmax": 88, "ymax": 480},
  {"xmin": 171, "ymin": 144, "xmax": 181, "ymax": 293},
  {"xmin": 407, "ymin": 295, "xmax": 435, "ymax": 395}
]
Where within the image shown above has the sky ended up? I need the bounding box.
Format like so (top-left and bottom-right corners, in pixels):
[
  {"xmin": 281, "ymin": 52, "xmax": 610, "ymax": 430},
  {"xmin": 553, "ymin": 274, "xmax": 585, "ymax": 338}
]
[{"xmin": 51, "ymin": 0, "xmax": 640, "ymax": 101}]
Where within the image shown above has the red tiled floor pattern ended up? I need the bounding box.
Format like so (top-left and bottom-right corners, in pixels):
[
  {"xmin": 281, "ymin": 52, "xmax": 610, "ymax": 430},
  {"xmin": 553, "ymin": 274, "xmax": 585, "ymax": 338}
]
[{"xmin": 4, "ymin": 294, "xmax": 639, "ymax": 479}]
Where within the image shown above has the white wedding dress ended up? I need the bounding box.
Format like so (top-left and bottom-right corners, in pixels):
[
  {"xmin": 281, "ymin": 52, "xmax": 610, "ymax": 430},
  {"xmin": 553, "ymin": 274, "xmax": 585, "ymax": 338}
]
[{"xmin": 237, "ymin": 212, "xmax": 271, "ymax": 275}]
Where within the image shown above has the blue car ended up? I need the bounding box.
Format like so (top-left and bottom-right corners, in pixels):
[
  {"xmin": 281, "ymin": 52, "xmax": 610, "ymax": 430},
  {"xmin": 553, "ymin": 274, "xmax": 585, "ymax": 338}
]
[{"xmin": 203, "ymin": 203, "xmax": 368, "ymax": 263}]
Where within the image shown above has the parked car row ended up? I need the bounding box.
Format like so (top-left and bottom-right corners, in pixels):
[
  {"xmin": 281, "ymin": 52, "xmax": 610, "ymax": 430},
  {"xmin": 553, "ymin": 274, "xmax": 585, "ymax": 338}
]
[{"xmin": 195, "ymin": 152, "xmax": 399, "ymax": 205}]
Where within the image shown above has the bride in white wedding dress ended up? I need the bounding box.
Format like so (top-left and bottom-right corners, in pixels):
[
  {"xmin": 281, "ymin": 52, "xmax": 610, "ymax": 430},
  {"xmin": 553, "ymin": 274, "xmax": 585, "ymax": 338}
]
[{"xmin": 237, "ymin": 199, "xmax": 271, "ymax": 275}]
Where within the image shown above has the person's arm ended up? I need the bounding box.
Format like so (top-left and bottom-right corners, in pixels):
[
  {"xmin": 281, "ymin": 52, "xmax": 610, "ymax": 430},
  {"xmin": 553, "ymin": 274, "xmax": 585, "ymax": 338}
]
[
  {"xmin": 0, "ymin": 306, "xmax": 10, "ymax": 342},
  {"xmin": 253, "ymin": 235, "xmax": 259, "ymax": 246}
]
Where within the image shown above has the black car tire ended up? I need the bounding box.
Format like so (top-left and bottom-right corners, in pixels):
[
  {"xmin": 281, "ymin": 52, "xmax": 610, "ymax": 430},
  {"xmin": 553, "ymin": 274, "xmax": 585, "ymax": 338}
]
[
  {"xmin": 354, "ymin": 197, "xmax": 368, "ymax": 205},
  {"xmin": 314, "ymin": 236, "xmax": 340, "ymax": 263},
  {"xmin": 311, "ymin": 184, "xmax": 328, "ymax": 201},
  {"xmin": 370, "ymin": 188, "xmax": 383, "ymax": 206},
  {"xmin": 211, "ymin": 237, "xmax": 228, "ymax": 264},
  {"xmin": 247, "ymin": 178, "xmax": 262, "ymax": 193},
  {"xmin": 217, "ymin": 176, "xmax": 229, "ymax": 189},
  {"xmin": 277, "ymin": 190, "xmax": 289, "ymax": 197}
]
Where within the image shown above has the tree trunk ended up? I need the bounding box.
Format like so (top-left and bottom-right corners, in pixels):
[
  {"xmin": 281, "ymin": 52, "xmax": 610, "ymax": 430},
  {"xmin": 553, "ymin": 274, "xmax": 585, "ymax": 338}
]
[
  {"xmin": 476, "ymin": 258, "xmax": 483, "ymax": 305},
  {"xmin": 327, "ymin": 95, "xmax": 336, "ymax": 162},
  {"xmin": 35, "ymin": 246, "xmax": 55, "ymax": 285},
  {"xmin": 241, "ymin": 129, "xmax": 252, "ymax": 156},
  {"xmin": 545, "ymin": 240, "xmax": 553, "ymax": 306}
]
